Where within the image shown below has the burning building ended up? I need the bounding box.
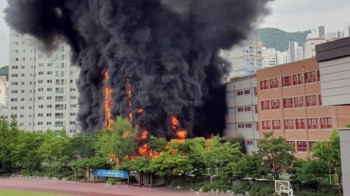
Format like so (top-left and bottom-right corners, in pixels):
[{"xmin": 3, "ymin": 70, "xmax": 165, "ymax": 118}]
[{"xmin": 4, "ymin": 0, "xmax": 270, "ymax": 143}]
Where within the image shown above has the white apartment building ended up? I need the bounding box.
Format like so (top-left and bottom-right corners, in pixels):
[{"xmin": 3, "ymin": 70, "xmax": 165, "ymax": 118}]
[
  {"xmin": 304, "ymin": 38, "xmax": 326, "ymax": 59},
  {"xmin": 276, "ymin": 51, "xmax": 290, "ymax": 65},
  {"xmin": 262, "ymin": 47, "xmax": 277, "ymax": 68},
  {"xmin": 226, "ymin": 74, "xmax": 259, "ymax": 154},
  {"xmin": 0, "ymin": 76, "xmax": 8, "ymax": 107},
  {"xmin": 8, "ymin": 30, "xmax": 80, "ymax": 135},
  {"xmin": 288, "ymin": 42, "xmax": 304, "ymax": 62},
  {"xmin": 220, "ymin": 38, "xmax": 263, "ymax": 78}
]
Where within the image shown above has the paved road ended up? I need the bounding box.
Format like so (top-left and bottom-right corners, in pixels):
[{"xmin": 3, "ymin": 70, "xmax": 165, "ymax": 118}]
[{"xmin": 0, "ymin": 177, "xmax": 224, "ymax": 196}]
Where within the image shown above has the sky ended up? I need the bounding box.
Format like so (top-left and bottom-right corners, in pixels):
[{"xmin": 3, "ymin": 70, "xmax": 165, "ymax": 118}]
[{"xmin": 1, "ymin": 0, "xmax": 350, "ymax": 66}]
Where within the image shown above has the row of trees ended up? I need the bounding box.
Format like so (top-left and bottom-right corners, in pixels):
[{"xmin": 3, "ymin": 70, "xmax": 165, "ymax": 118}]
[{"xmin": 0, "ymin": 116, "xmax": 344, "ymax": 194}]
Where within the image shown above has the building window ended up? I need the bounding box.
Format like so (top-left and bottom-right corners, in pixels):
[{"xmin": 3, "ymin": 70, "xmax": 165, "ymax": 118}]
[
  {"xmin": 260, "ymin": 80, "xmax": 268, "ymax": 90},
  {"xmin": 245, "ymin": 107, "xmax": 251, "ymax": 112},
  {"xmin": 246, "ymin": 140, "xmax": 253, "ymax": 145},
  {"xmin": 55, "ymin": 113, "xmax": 64, "ymax": 119},
  {"xmin": 255, "ymin": 105, "xmax": 258, "ymax": 113},
  {"xmin": 283, "ymin": 98, "xmax": 293, "ymax": 108},
  {"xmin": 38, "ymin": 71, "xmax": 44, "ymax": 75},
  {"xmin": 70, "ymin": 96, "xmax": 77, "ymax": 99},
  {"xmin": 70, "ymin": 113, "xmax": 76, "ymax": 116},
  {"xmin": 270, "ymin": 78, "xmax": 279, "ymax": 88},
  {"xmin": 271, "ymin": 99, "xmax": 280, "ymax": 109},
  {"xmin": 306, "ymin": 95, "xmax": 317, "ymax": 106},
  {"xmin": 282, "ymin": 76, "xmax": 291, "ymax": 87},
  {"xmin": 319, "ymin": 94, "xmax": 322, "ymax": 106},
  {"xmin": 294, "ymin": 97, "xmax": 304, "ymax": 107},
  {"xmin": 236, "ymin": 91, "xmax": 243, "ymax": 96},
  {"xmin": 38, "ymin": 96, "xmax": 44, "ymax": 100},
  {"xmin": 305, "ymin": 71, "xmax": 316, "ymax": 83},
  {"xmin": 47, "ymin": 122, "xmax": 52, "ymax": 125},
  {"xmin": 55, "ymin": 104, "xmax": 66, "ymax": 110},
  {"xmin": 307, "ymin": 118, "xmax": 318, "ymax": 129},
  {"xmin": 297, "ymin": 141, "xmax": 307, "ymax": 152},
  {"xmin": 293, "ymin": 74, "xmax": 303, "ymax": 85},
  {"xmin": 317, "ymin": 70, "xmax": 320, "ymax": 81},
  {"xmin": 261, "ymin": 101, "xmax": 270, "ymax": 110},
  {"xmin": 55, "ymin": 121, "xmax": 64, "ymax": 127},
  {"xmin": 272, "ymin": 120, "xmax": 281, "ymax": 129},
  {"xmin": 320, "ymin": 117, "xmax": 332, "ymax": 129},
  {"xmin": 238, "ymin": 124, "xmax": 244, "ymax": 128},
  {"xmin": 245, "ymin": 123, "xmax": 252, "ymax": 128},
  {"xmin": 262, "ymin": 120, "xmax": 270, "ymax": 130},
  {"xmin": 47, "ymin": 80, "xmax": 52, "ymax": 83},
  {"xmin": 309, "ymin": 141, "xmax": 316, "ymax": 151},
  {"xmin": 254, "ymin": 87, "xmax": 257, "ymax": 96},
  {"xmin": 38, "ymin": 113, "xmax": 43, "ymax": 117},
  {"xmin": 47, "ymin": 113, "xmax": 52, "ymax": 117},
  {"xmin": 244, "ymin": 90, "xmax": 250, "ymax": 95},
  {"xmin": 38, "ymin": 105, "xmax": 44, "ymax": 108},
  {"xmin": 284, "ymin": 119, "xmax": 294, "ymax": 129},
  {"xmin": 296, "ymin": 119, "xmax": 305, "ymax": 129},
  {"xmin": 237, "ymin": 107, "xmax": 244, "ymax": 112}
]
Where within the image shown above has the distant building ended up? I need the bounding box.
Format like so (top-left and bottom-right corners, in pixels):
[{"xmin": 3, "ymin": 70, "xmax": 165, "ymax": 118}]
[
  {"xmin": 304, "ymin": 38, "xmax": 326, "ymax": 59},
  {"xmin": 256, "ymin": 58, "xmax": 350, "ymax": 159},
  {"xmin": 225, "ymin": 74, "xmax": 259, "ymax": 154},
  {"xmin": 288, "ymin": 42, "xmax": 304, "ymax": 62},
  {"xmin": 0, "ymin": 76, "xmax": 8, "ymax": 107},
  {"xmin": 307, "ymin": 26, "xmax": 326, "ymax": 39},
  {"xmin": 262, "ymin": 47, "xmax": 277, "ymax": 68},
  {"xmin": 221, "ymin": 38, "xmax": 263, "ymax": 78},
  {"xmin": 8, "ymin": 30, "xmax": 81, "ymax": 135},
  {"xmin": 276, "ymin": 51, "xmax": 290, "ymax": 65}
]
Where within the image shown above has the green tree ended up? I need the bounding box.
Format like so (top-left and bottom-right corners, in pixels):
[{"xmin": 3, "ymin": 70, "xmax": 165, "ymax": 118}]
[
  {"xmin": 94, "ymin": 116, "xmax": 138, "ymax": 163},
  {"xmin": 228, "ymin": 152, "xmax": 268, "ymax": 179},
  {"xmin": 149, "ymin": 151, "xmax": 192, "ymax": 177},
  {"xmin": 37, "ymin": 131, "xmax": 71, "ymax": 174},
  {"xmin": 258, "ymin": 131, "xmax": 295, "ymax": 180},
  {"xmin": 312, "ymin": 130, "xmax": 341, "ymax": 193},
  {"xmin": 0, "ymin": 119, "xmax": 11, "ymax": 173},
  {"xmin": 297, "ymin": 160, "xmax": 327, "ymax": 193},
  {"xmin": 69, "ymin": 132, "xmax": 97, "ymax": 158}
]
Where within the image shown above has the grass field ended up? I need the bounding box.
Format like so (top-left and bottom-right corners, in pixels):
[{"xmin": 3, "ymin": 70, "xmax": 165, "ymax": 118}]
[{"xmin": 0, "ymin": 189, "xmax": 73, "ymax": 196}]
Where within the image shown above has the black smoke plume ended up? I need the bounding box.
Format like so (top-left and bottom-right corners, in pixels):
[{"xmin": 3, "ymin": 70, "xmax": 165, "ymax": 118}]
[{"xmin": 4, "ymin": 0, "xmax": 270, "ymax": 139}]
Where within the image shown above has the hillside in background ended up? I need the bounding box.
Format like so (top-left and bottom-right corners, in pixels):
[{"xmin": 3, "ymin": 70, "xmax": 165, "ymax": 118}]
[
  {"xmin": 257, "ymin": 28, "xmax": 310, "ymax": 51},
  {"xmin": 0, "ymin": 66, "xmax": 9, "ymax": 79}
]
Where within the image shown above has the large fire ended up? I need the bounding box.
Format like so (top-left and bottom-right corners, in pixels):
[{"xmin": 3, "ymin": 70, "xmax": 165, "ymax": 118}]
[
  {"xmin": 104, "ymin": 72, "xmax": 114, "ymax": 130},
  {"xmin": 103, "ymin": 73, "xmax": 190, "ymax": 160}
]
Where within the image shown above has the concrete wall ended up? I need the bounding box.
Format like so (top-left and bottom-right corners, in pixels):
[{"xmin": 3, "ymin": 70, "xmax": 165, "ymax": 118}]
[
  {"xmin": 319, "ymin": 56, "xmax": 350, "ymax": 106},
  {"xmin": 226, "ymin": 74, "xmax": 259, "ymax": 154},
  {"xmin": 339, "ymin": 128, "xmax": 350, "ymax": 196}
]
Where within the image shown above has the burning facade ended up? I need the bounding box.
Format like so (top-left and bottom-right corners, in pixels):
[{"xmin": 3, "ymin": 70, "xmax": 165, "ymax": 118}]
[{"xmin": 5, "ymin": 0, "xmax": 270, "ymax": 147}]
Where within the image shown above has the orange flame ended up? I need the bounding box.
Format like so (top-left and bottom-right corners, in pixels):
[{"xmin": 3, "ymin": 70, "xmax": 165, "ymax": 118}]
[
  {"xmin": 138, "ymin": 144, "xmax": 150, "ymax": 156},
  {"xmin": 137, "ymin": 109, "xmax": 144, "ymax": 114},
  {"xmin": 104, "ymin": 72, "xmax": 114, "ymax": 129},
  {"xmin": 176, "ymin": 130, "xmax": 188, "ymax": 140},
  {"xmin": 137, "ymin": 130, "xmax": 149, "ymax": 141},
  {"xmin": 170, "ymin": 116, "xmax": 180, "ymax": 130}
]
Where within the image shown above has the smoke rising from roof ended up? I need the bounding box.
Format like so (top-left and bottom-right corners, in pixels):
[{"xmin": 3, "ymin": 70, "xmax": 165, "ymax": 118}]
[{"xmin": 4, "ymin": 0, "xmax": 270, "ymax": 138}]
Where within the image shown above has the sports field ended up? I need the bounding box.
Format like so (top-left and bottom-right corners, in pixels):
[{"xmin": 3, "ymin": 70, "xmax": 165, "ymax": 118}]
[{"xmin": 0, "ymin": 189, "xmax": 73, "ymax": 196}]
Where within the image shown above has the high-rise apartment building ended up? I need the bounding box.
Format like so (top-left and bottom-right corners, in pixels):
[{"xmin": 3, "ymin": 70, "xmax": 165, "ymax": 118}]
[
  {"xmin": 226, "ymin": 74, "xmax": 259, "ymax": 154},
  {"xmin": 8, "ymin": 30, "xmax": 80, "ymax": 135},
  {"xmin": 0, "ymin": 76, "xmax": 8, "ymax": 107},
  {"xmin": 304, "ymin": 38, "xmax": 326, "ymax": 59},
  {"xmin": 276, "ymin": 51, "xmax": 290, "ymax": 65},
  {"xmin": 288, "ymin": 42, "xmax": 304, "ymax": 62},
  {"xmin": 256, "ymin": 58, "xmax": 350, "ymax": 159},
  {"xmin": 220, "ymin": 38, "xmax": 263, "ymax": 78},
  {"xmin": 262, "ymin": 47, "xmax": 277, "ymax": 68}
]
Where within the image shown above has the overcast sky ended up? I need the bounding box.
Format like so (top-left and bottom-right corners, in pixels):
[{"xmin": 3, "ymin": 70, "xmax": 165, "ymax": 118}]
[{"xmin": 1, "ymin": 0, "xmax": 350, "ymax": 66}]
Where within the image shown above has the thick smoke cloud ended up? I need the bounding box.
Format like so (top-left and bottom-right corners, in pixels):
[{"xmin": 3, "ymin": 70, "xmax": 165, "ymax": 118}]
[{"xmin": 4, "ymin": 0, "xmax": 270, "ymax": 138}]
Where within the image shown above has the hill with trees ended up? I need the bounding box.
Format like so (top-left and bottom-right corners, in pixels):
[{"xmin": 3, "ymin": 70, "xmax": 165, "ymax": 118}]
[
  {"xmin": 0, "ymin": 66, "xmax": 9, "ymax": 79},
  {"xmin": 257, "ymin": 28, "xmax": 310, "ymax": 51}
]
